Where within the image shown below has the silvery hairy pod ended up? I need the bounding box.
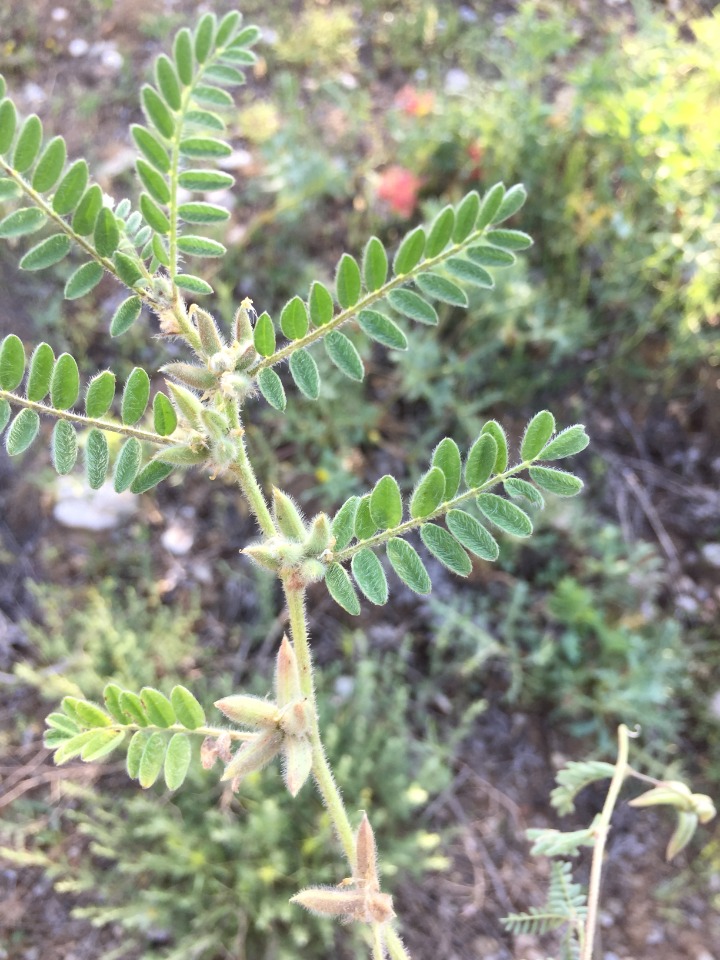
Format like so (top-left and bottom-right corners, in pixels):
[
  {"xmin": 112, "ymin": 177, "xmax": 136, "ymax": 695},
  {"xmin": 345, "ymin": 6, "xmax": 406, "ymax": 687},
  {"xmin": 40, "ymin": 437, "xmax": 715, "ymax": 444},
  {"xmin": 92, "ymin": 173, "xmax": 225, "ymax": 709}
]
[
  {"xmin": 215, "ymin": 694, "xmax": 280, "ymax": 728},
  {"xmin": 303, "ymin": 513, "xmax": 332, "ymax": 557},
  {"xmin": 161, "ymin": 361, "xmax": 217, "ymax": 392},
  {"xmin": 192, "ymin": 306, "xmax": 225, "ymax": 357},
  {"xmin": 272, "ymin": 487, "xmax": 306, "ymax": 541},
  {"xmin": 220, "ymin": 729, "xmax": 283, "ymax": 785}
]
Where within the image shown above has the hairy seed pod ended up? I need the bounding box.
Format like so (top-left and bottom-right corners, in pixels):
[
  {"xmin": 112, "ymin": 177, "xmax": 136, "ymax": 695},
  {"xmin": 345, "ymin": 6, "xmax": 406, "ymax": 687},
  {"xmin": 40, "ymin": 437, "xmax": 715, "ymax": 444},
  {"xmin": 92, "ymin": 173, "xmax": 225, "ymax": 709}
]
[{"xmin": 215, "ymin": 694, "xmax": 280, "ymax": 727}]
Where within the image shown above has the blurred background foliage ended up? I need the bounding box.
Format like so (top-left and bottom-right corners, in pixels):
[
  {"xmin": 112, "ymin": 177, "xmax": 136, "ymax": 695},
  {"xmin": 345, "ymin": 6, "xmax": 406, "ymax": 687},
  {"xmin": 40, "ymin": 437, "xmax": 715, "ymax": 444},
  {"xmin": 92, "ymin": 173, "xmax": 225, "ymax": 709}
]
[{"xmin": 1, "ymin": 1, "xmax": 719, "ymax": 958}]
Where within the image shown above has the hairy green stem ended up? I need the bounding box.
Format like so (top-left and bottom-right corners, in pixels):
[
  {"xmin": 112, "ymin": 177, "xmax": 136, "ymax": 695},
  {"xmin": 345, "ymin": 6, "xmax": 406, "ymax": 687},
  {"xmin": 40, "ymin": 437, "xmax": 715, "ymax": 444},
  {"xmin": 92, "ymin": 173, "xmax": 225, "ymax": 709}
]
[
  {"xmin": 384, "ymin": 925, "xmax": 412, "ymax": 960},
  {"xmin": 0, "ymin": 389, "xmax": 175, "ymax": 446},
  {"xmin": 228, "ymin": 421, "xmax": 276, "ymax": 538},
  {"xmin": 104, "ymin": 722, "xmax": 253, "ymax": 742},
  {"xmin": 581, "ymin": 724, "xmax": 631, "ymax": 960},
  {"xmin": 333, "ymin": 459, "xmax": 534, "ymax": 563}
]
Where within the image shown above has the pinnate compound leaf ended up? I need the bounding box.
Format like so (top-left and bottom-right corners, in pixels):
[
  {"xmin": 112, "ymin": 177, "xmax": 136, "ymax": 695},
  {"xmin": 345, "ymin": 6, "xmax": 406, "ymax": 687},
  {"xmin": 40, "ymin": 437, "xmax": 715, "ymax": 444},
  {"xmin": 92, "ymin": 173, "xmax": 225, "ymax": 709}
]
[
  {"xmin": 139, "ymin": 732, "xmax": 167, "ymax": 788},
  {"xmin": 481, "ymin": 421, "xmax": 508, "ymax": 473},
  {"xmin": 465, "ymin": 433, "xmax": 498, "ymax": 488},
  {"xmin": 0, "ymin": 207, "xmax": 46, "ymax": 238},
  {"xmin": 114, "ymin": 437, "xmax": 142, "ymax": 493},
  {"xmin": 476, "ymin": 493, "xmax": 532, "ymax": 537},
  {"xmin": 363, "ymin": 236, "xmax": 388, "ymax": 291},
  {"xmin": 432, "ymin": 438, "xmax": 462, "ymax": 500},
  {"xmin": 280, "ymin": 296, "xmax": 309, "ymax": 340},
  {"xmin": 387, "ymin": 288, "xmax": 438, "ymax": 325},
  {"xmin": 420, "ymin": 523, "xmax": 472, "ymax": 576},
  {"xmin": 153, "ymin": 392, "xmax": 177, "ymax": 435},
  {"xmin": 13, "ymin": 114, "xmax": 42, "ymax": 172},
  {"xmin": 141, "ymin": 687, "xmax": 176, "ymax": 727},
  {"xmin": 325, "ymin": 562, "xmax": 361, "ymax": 615},
  {"xmin": 32, "ymin": 136, "xmax": 66, "ymax": 192},
  {"xmin": 6, "ymin": 409, "xmax": 39, "ymax": 455},
  {"xmin": 476, "ymin": 182, "xmax": 505, "ymax": 230},
  {"xmin": 410, "ymin": 466, "xmax": 446, "ymax": 518},
  {"xmin": 393, "ymin": 225, "xmax": 425, "ymax": 275},
  {"xmin": 20, "ymin": 234, "xmax": 71, "ymax": 271},
  {"xmin": 332, "ymin": 496, "xmax": 359, "ymax": 551},
  {"xmin": 288, "ymin": 349, "xmax": 319, "ymax": 400},
  {"xmin": 492, "ymin": 183, "xmax": 527, "ymax": 223},
  {"xmin": 121, "ymin": 367, "xmax": 151, "ymax": 425},
  {"xmin": 335, "ymin": 253, "xmax": 362, "ymax": 309},
  {"xmin": 51, "ymin": 353, "xmax": 80, "ymax": 410},
  {"xmin": 453, "ymin": 191, "xmax": 480, "ymax": 243},
  {"xmin": 539, "ymin": 425, "xmax": 589, "ymax": 460},
  {"xmin": 257, "ymin": 367, "xmax": 286, "ymax": 411},
  {"xmin": 370, "ymin": 475, "xmax": 403, "ymax": 530},
  {"xmin": 51, "ymin": 420, "xmax": 77, "ymax": 475},
  {"xmin": 26, "ymin": 343, "xmax": 54, "ymax": 401},
  {"xmin": 358, "ymin": 309, "xmax": 407, "ymax": 350},
  {"xmin": 171, "ymin": 685, "xmax": 206, "ymax": 730},
  {"xmin": 253, "ymin": 312, "xmax": 276, "ymax": 356},
  {"xmin": 164, "ymin": 733, "xmax": 192, "ymax": 790},
  {"xmin": 0, "ymin": 334, "xmax": 25, "ymax": 390},
  {"xmin": 529, "ymin": 466, "xmax": 583, "ymax": 497},
  {"xmin": 351, "ymin": 549, "xmax": 388, "ymax": 605},
  {"xmin": 85, "ymin": 429, "xmax": 109, "ymax": 489},
  {"xmin": 52, "ymin": 159, "xmax": 88, "ymax": 215},
  {"xmin": 425, "ymin": 205, "xmax": 455, "ymax": 257},
  {"xmin": 110, "ymin": 296, "xmax": 143, "ymax": 337},
  {"xmin": 130, "ymin": 461, "xmax": 174, "ymax": 494},
  {"xmin": 521, "ymin": 411, "xmax": 556, "ymax": 461},
  {"xmin": 325, "ymin": 331, "xmax": 364, "ymax": 381},
  {"xmin": 386, "ymin": 538, "xmax": 431, "ymax": 594},
  {"xmin": 446, "ymin": 509, "xmax": 499, "ymax": 561},
  {"xmin": 415, "ymin": 272, "xmax": 467, "ymax": 307},
  {"xmin": 65, "ymin": 261, "xmax": 104, "ymax": 300}
]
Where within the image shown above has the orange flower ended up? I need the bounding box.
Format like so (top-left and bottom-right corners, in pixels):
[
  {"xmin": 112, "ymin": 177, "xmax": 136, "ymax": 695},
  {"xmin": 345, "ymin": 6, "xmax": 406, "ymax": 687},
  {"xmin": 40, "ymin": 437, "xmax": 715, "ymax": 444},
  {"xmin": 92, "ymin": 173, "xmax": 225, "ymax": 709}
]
[
  {"xmin": 376, "ymin": 165, "xmax": 423, "ymax": 218},
  {"xmin": 394, "ymin": 84, "xmax": 435, "ymax": 117}
]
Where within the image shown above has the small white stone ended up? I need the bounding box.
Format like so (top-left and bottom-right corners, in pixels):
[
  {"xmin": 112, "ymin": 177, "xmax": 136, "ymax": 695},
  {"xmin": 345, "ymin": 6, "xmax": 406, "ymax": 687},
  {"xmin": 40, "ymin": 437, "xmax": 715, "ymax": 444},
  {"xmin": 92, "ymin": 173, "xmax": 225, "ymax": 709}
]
[
  {"xmin": 23, "ymin": 82, "xmax": 46, "ymax": 106},
  {"xmin": 51, "ymin": 7, "xmax": 68, "ymax": 21},
  {"xmin": 444, "ymin": 68, "xmax": 470, "ymax": 94},
  {"xmin": 701, "ymin": 543, "xmax": 720, "ymax": 568},
  {"xmin": 68, "ymin": 37, "xmax": 89, "ymax": 57},
  {"xmin": 53, "ymin": 477, "xmax": 136, "ymax": 531},
  {"xmin": 161, "ymin": 522, "xmax": 194, "ymax": 556}
]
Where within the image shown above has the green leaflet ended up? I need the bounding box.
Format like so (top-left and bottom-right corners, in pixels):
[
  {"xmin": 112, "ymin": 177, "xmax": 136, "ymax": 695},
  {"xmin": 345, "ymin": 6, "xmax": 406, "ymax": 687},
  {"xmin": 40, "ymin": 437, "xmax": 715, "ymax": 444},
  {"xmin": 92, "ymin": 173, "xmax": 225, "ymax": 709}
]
[
  {"xmin": 432, "ymin": 438, "xmax": 461, "ymax": 500},
  {"xmin": 465, "ymin": 433, "xmax": 498, "ymax": 488},
  {"xmin": 94, "ymin": 207, "xmax": 120, "ymax": 257},
  {"xmin": 420, "ymin": 523, "xmax": 472, "ymax": 577},
  {"xmin": 51, "ymin": 420, "xmax": 78, "ymax": 475},
  {"xmin": 476, "ymin": 182, "xmax": 505, "ymax": 230},
  {"xmin": 122, "ymin": 367, "xmax": 151, "ymax": 425},
  {"xmin": 153, "ymin": 392, "xmax": 177, "ymax": 435},
  {"xmin": 446, "ymin": 509, "xmax": 499, "ymax": 561},
  {"xmin": 131, "ymin": 124, "xmax": 171, "ymax": 173},
  {"xmin": 114, "ymin": 437, "xmax": 142, "ymax": 493},
  {"xmin": 156, "ymin": 54, "xmax": 182, "ymax": 110},
  {"xmin": 140, "ymin": 193, "xmax": 171, "ymax": 234},
  {"xmin": 521, "ymin": 410, "xmax": 556, "ymax": 461},
  {"xmin": 164, "ymin": 733, "xmax": 192, "ymax": 791},
  {"xmin": 142, "ymin": 84, "xmax": 175, "ymax": 139},
  {"xmin": 410, "ymin": 466, "xmax": 445, "ymax": 519},
  {"xmin": 476, "ymin": 493, "xmax": 533, "ymax": 538},
  {"xmin": 81, "ymin": 730, "xmax": 126, "ymax": 763},
  {"xmin": 176, "ymin": 235, "xmax": 226, "ymax": 257},
  {"xmin": 335, "ymin": 253, "xmax": 361, "ymax": 309},
  {"xmin": 370, "ymin": 475, "xmax": 402, "ymax": 530},
  {"xmin": 0, "ymin": 334, "xmax": 26, "ymax": 390},
  {"xmin": 529, "ymin": 466, "xmax": 584, "ymax": 497},
  {"xmin": 539, "ymin": 425, "xmax": 589, "ymax": 460},
  {"xmin": 467, "ymin": 245, "xmax": 515, "ymax": 268},
  {"xmin": 332, "ymin": 496, "xmax": 359, "ymax": 551},
  {"xmin": 0, "ymin": 207, "xmax": 46, "ymax": 238},
  {"xmin": 141, "ymin": 687, "xmax": 176, "ymax": 727},
  {"xmin": 174, "ymin": 274, "xmax": 213, "ymax": 295},
  {"xmin": 50, "ymin": 353, "xmax": 80, "ymax": 410},
  {"xmin": 110, "ymin": 297, "xmax": 143, "ymax": 337},
  {"xmin": 65, "ymin": 261, "xmax": 104, "ymax": 300},
  {"xmin": 120, "ymin": 691, "xmax": 149, "ymax": 726},
  {"xmin": 194, "ymin": 12, "xmax": 216, "ymax": 63},
  {"xmin": 362, "ymin": 236, "xmax": 388, "ymax": 291},
  {"xmin": 137, "ymin": 158, "xmax": 170, "ymax": 204},
  {"xmin": 288, "ymin": 349, "xmax": 319, "ymax": 400},
  {"xmin": 126, "ymin": 730, "xmax": 151, "ymax": 779},
  {"xmin": 177, "ymin": 202, "xmax": 229, "ymax": 223},
  {"xmin": 85, "ymin": 371, "xmax": 116, "ymax": 418},
  {"xmin": 72, "ymin": 184, "xmax": 103, "ymax": 236},
  {"xmin": 171, "ymin": 685, "xmax": 205, "ymax": 729},
  {"xmin": 32, "ymin": 136, "xmax": 66, "ymax": 192},
  {"xmin": 178, "ymin": 169, "xmax": 234, "ymax": 191},
  {"xmin": 114, "ymin": 252, "xmax": 145, "ymax": 287},
  {"xmin": 280, "ymin": 296, "xmax": 309, "ymax": 340},
  {"xmin": 485, "ymin": 229, "xmax": 533, "ymax": 250},
  {"xmin": 309, "ymin": 281, "xmax": 334, "ymax": 327},
  {"xmin": 5, "ymin": 409, "xmax": 40, "ymax": 455},
  {"xmin": 13, "ymin": 114, "xmax": 42, "ymax": 172},
  {"xmin": 173, "ymin": 27, "xmax": 194, "ymax": 85},
  {"xmin": 103, "ymin": 683, "xmax": 127, "ymax": 723},
  {"xmin": 325, "ymin": 331, "xmax": 364, "ymax": 381},
  {"xmin": 139, "ymin": 732, "xmax": 167, "ymax": 789},
  {"xmin": 0, "ymin": 178, "xmax": 20, "ymax": 200},
  {"xmin": 354, "ymin": 495, "xmax": 377, "ymax": 541},
  {"xmin": 257, "ymin": 367, "xmax": 286, "ymax": 411},
  {"xmin": 445, "ymin": 258, "xmax": 493, "ymax": 288},
  {"xmin": 253, "ymin": 312, "xmax": 276, "ymax": 356},
  {"xmin": 358, "ymin": 309, "xmax": 407, "ymax": 350},
  {"xmin": 325, "ymin": 562, "xmax": 361, "ymax": 615},
  {"xmin": 130, "ymin": 461, "xmax": 174, "ymax": 495},
  {"xmin": 493, "ymin": 183, "xmax": 527, "ymax": 223},
  {"xmin": 415, "ymin": 272, "xmax": 468, "ymax": 307},
  {"xmin": 393, "ymin": 225, "xmax": 426, "ymax": 275},
  {"xmin": 387, "ymin": 288, "xmax": 438, "ymax": 325},
  {"xmin": 19, "ymin": 234, "xmax": 71, "ymax": 271},
  {"xmin": 425, "ymin": 205, "xmax": 455, "ymax": 257},
  {"xmin": 0, "ymin": 399, "xmax": 10, "ymax": 434},
  {"xmin": 0, "ymin": 98, "xmax": 17, "ymax": 153},
  {"xmin": 351, "ymin": 548, "xmax": 388, "ymax": 605},
  {"xmin": 386, "ymin": 538, "xmax": 431, "ymax": 595},
  {"xmin": 85, "ymin": 428, "xmax": 110, "ymax": 489},
  {"xmin": 504, "ymin": 477, "xmax": 545, "ymax": 509},
  {"xmin": 480, "ymin": 420, "xmax": 509, "ymax": 473},
  {"xmin": 52, "ymin": 159, "xmax": 89, "ymax": 215},
  {"xmin": 453, "ymin": 191, "xmax": 480, "ymax": 243},
  {"xmin": 179, "ymin": 137, "xmax": 232, "ymax": 159},
  {"xmin": 193, "ymin": 84, "xmax": 234, "ymax": 108}
]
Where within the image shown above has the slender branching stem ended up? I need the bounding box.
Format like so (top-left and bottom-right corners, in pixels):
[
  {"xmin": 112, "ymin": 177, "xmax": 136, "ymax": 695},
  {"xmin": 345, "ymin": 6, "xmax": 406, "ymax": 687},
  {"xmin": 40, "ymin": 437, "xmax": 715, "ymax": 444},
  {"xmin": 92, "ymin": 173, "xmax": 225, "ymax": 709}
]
[
  {"xmin": 0, "ymin": 388, "xmax": 175, "ymax": 446},
  {"xmin": 384, "ymin": 925, "xmax": 412, "ymax": 960},
  {"xmin": 228, "ymin": 416, "xmax": 276, "ymax": 538},
  {"xmin": 371, "ymin": 923, "xmax": 386, "ymax": 960},
  {"xmin": 581, "ymin": 724, "xmax": 631, "ymax": 960},
  {"xmin": 333, "ymin": 459, "xmax": 534, "ymax": 563}
]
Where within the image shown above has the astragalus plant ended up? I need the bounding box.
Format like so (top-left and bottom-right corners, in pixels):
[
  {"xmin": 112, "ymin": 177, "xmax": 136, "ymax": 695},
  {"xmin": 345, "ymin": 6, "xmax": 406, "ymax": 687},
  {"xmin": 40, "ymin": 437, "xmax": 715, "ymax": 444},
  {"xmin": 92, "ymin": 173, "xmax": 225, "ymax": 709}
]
[{"xmin": 0, "ymin": 10, "xmax": 713, "ymax": 960}]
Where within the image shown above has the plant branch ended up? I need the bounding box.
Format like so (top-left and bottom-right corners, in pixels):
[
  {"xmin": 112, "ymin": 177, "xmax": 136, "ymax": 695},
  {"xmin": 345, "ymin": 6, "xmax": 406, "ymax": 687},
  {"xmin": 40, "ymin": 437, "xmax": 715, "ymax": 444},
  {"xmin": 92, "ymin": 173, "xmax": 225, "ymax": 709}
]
[
  {"xmin": 105, "ymin": 722, "xmax": 253, "ymax": 742},
  {"xmin": 228, "ymin": 417, "xmax": 276, "ymax": 538},
  {"xmin": 0, "ymin": 388, "xmax": 175, "ymax": 445}
]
